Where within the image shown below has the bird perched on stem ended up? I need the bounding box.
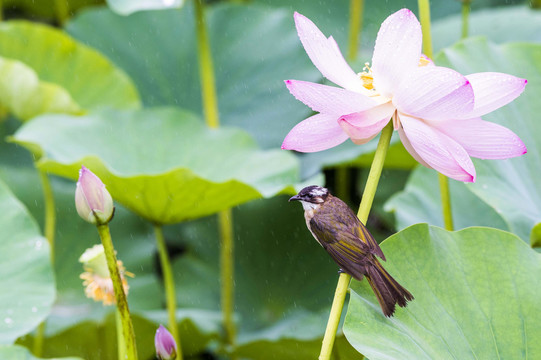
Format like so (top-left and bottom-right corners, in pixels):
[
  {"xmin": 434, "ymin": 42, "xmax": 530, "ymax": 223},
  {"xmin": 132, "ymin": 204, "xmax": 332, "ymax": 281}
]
[{"xmin": 289, "ymin": 185, "xmax": 413, "ymax": 317}]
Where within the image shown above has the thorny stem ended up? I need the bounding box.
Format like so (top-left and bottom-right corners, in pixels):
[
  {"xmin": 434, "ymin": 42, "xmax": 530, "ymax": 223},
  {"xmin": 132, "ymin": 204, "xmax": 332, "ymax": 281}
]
[
  {"xmin": 97, "ymin": 224, "xmax": 138, "ymax": 360},
  {"xmin": 154, "ymin": 225, "xmax": 183, "ymax": 359},
  {"xmin": 318, "ymin": 122, "xmax": 394, "ymax": 360},
  {"xmin": 418, "ymin": 0, "xmax": 454, "ymax": 231},
  {"xmin": 33, "ymin": 169, "xmax": 57, "ymax": 356}
]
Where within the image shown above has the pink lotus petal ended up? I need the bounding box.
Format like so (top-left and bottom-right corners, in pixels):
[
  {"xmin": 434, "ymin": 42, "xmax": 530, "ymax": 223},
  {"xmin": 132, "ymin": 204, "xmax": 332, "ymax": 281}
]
[
  {"xmin": 282, "ymin": 113, "xmax": 348, "ymax": 152},
  {"xmin": 285, "ymin": 80, "xmax": 378, "ymax": 115},
  {"xmin": 393, "ymin": 66, "xmax": 474, "ymax": 121},
  {"xmin": 397, "ymin": 121, "xmax": 430, "ymax": 168},
  {"xmin": 294, "ymin": 12, "xmax": 363, "ymax": 92},
  {"xmin": 432, "ymin": 118, "xmax": 527, "ymax": 159},
  {"xmin": 458, "ymin": 72, "xmax": 527, "ymax": 119},
  {"xmin": 338, "ymin": 103, "xmax": 395, "ymax": 144},
  {"xmin": 400, "ymin": 115, "xmax": 476, "ymax": 182},
  {"xmin": 371, "ymin": 9, "xmax": 422, "ymax": 98}
]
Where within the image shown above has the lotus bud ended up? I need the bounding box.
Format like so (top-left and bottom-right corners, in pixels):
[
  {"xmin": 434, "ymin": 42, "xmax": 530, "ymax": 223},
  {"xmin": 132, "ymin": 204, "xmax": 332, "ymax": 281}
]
[
  {"xmin": 155, "ymin": 325, "xmax": 177, "ymax": 360},
  {"xmin": 75, "ymin": 166, "xmax": 114, "ymax": 225}
]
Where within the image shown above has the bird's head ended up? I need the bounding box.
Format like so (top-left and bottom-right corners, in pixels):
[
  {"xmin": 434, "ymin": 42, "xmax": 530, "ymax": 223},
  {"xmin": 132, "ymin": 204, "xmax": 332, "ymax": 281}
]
[{"xmin": 289, "ymin": 185, "xmax": 330, "ymax": 211}]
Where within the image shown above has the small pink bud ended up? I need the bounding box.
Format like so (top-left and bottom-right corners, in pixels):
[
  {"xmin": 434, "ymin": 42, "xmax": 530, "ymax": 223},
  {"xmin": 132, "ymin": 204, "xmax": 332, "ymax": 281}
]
[
  {"xmin": 155, "ymin": 325, "xmax": 177, "ymax": 360},
  {"xmin": 75, "ymin": 166, "xmax": 114, "ymax": 225}
]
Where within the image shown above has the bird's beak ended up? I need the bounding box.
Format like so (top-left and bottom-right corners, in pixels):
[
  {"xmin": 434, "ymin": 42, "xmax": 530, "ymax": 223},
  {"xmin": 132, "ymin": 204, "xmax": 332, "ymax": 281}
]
[{"xmin": 289, "ymin": 194, "xmax": 301, "ymax": 202}]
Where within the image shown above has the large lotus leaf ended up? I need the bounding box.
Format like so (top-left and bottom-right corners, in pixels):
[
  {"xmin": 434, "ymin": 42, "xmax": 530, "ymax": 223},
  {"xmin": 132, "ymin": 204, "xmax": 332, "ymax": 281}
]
[
  {"xmin": 344, "ymin": 224, "xmax": 541, "ymax": 359},
  {"xmin": 433, "ymin": 5, "xmax": 541, "ymax": 51},
  {"xmin": 386, "ymin": 166, "xmax": 509, "ymax": 232},
  {"xmin": 66, "ymin": 3, "xmax": 320, "ymax": 149},
  {"xmin": 386, "ymin": 39, "xmax": 540, "ymax": 244},
  {"xmin": 12, "ymin": 107, "xmax": 305, "ymax": 223},
  {"xmin": 106, "ymin": 0, "xmax": 184, "ymax": 15},
  {"xmin": 0, "ymin": 345, "xmax": 81, "ymax": 360},
  {"xmin": 0, "ymin": 178, "xmax": 55, "ymax": 344},
  {"xmin": 0, "ymin": 56, "xmax": 81, "ymax": 121},
  {"xmin": 0, "ymin": 149, "xmax": 219, "ymax": 358},
  {"xmin": 0, "ymin": 21, "xmax": 140, "ymax": 111}
]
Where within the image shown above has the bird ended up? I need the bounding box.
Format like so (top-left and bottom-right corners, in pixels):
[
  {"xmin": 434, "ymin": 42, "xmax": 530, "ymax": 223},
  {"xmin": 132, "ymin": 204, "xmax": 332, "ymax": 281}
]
[{"xmin": 289, "ymin": 185, "xmax": 413, "ymax": 317}]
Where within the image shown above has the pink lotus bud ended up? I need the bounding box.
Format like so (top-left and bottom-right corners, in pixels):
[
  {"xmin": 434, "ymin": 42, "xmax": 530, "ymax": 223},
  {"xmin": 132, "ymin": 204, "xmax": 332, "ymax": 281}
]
[
  {"xmin": 155, "ymin": 325, "xmax": 177, "ymax": 360},
  {"xmin": 75, "ymin": 166, "xmax": 114, "ymax": 225}
]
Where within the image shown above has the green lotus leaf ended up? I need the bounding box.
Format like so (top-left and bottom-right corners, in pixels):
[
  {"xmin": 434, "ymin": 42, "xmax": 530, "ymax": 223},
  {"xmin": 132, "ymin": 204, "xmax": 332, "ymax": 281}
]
[
  {"xmin": 106, "ymin": 0, "xmax": 184, "ymax": 15},
  {"xmin": 0, "ymin": 345, "xmax": 81, "ymax": 360},
  {"xmin": 0, "ymin": 21, "xmax": 140, "ymax": 111},
  {"xmin": 386, "ymin": 166, "xmax": 509, "ymax": 232},
  {"xmin": 344, "ymin": 224, "xmax": 541, "ymax": 359},
  {"xmin": 433, "ymin": 5, "xmax": 541, "ymax": 51},
  {"xmin": 11, "ymin": 107, "xmax": 307, "ymax": 223},
  {"xmin": 0, "ymin": 178, "xmax": 54, "ymax": 344},
  {"xmin": 66, "ymin": 3, "xmax": 321, "ymax": 149},
  {"xmin": 386, "ymin": 39, "xmax": 540, "ymax": 244},
  {"xmin": 0, "ymin": 56, "xmax": 81, "ymax": 121}
]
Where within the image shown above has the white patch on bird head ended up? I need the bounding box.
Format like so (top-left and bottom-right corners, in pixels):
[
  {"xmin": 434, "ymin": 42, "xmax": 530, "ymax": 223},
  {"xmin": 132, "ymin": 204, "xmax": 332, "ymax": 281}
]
[
  {"xmin": 308, "ymin": 187, "xmax": 328, "ymax": 197},
  {"xmin": 300, "ymin": 200, "xmax": 320, "ymax": 211}
]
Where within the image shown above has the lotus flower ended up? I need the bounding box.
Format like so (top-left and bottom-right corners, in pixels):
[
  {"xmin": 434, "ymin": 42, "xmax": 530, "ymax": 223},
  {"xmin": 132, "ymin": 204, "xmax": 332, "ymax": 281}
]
[{"xmin": 282, "ymin": 9, "xmax": 527, "ymax": 182}]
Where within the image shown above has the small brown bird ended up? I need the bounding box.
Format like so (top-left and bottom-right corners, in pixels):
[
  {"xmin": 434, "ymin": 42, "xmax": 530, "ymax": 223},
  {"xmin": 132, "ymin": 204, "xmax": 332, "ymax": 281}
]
[{"xmin": 289, "ymin": 185, "xmax": 413, "ymax": 317}]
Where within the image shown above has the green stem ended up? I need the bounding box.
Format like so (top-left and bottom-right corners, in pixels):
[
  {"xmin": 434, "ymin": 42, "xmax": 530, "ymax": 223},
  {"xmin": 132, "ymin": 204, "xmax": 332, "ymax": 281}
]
[
  {"xmin": 417, "ymin": 0, "xmax": 433, "ymax": 59},
  {"xmin": 116, "ymin": 309, "xmax": 126, "ymax": 360},
  {"xmin": 32, "ymin": 323, "xmax": 45, "ymax": 356},
  {"xmin": 0, "ymin": 0, "xmax": 3, "ymax": 22},
  {"xmin": 335, "ymin": 167, "xmax": 351, "ymax": 204},
  {"xmin": 154, "ymin": 225, "xmax": 183, "ymax": 360},
  {"xmin": 38, "ymin": 169, "xmax": 56, "ymax": 264},
  {"xmin": 33, "ymin": 169, "xmax": 57, "ymax": 356},
  {"xmin": 194, "ymin": 0, "xmax": 219, "ymax": 129},
  {"xmin": 438, "ymin": 174, "xmax": 454, "ymax": 230},
  {"xmin": 318, "ymin": 122, "xmax": 393, "ymax": 360},
  {"xmin": 532, "ymin": 0, "xmax": 541, "ymax": 8},
  {"xmin": 54, "ymin": 0, "xmax": 69, "ymax": 26},
  {"xmin": 193, "ymin": 1, "xmax": 237, "ymax": 352},
  {"xmin": 461, "ymin": 0, "xmax": 471, "ymax": 39},
  {"xmin": 219, "ymin": 209, "xmax": 236, "ymax": 351},
  {"xmin": 347, "ymin": 0, "xmax": 364, "ymax": 61},
  {"xmin": 418, "ymin": 0, "xmax": 454, "ymax": 231},
  {"xmin": 97, "ymin": 224, "xmax": 138, "ymax": 360}
]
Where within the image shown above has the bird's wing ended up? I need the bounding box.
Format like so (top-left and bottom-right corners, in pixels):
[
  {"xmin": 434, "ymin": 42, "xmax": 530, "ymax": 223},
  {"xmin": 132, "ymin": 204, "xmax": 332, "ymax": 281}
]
[{"xmin": 311, "ymin": 197, "xmax": 386, "ymax": 261}]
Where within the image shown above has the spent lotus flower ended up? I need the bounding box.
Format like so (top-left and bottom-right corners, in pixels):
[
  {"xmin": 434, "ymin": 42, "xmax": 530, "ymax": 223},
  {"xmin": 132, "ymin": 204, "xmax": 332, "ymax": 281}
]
[
  {"xmin": 79, "ymin": 244, "xmax": 133, "ymax": 306},
  {"xmin": 75, "ymin": 165, "xmax": 114, "ymax": 225},
  {"xmin": 282, "ymin": 9, "xmax": 527, "ymax": 182},
  {"xmin": 155, "ymin": 324, "xmax": 178, "ymax": 360}
]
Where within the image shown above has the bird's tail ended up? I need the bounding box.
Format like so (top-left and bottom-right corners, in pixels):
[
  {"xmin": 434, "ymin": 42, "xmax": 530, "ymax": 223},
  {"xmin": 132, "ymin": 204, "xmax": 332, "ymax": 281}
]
[{"xmin": 365, "ymin": 259, "xmax": 413, "ymax": 317}]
